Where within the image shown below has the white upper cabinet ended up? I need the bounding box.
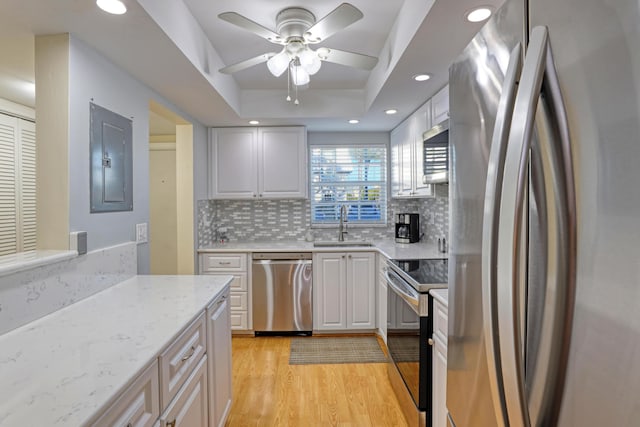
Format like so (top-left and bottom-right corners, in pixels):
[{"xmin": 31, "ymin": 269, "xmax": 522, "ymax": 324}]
[
  {"xmin": 390, "ymin": 100, "xmax": 433, "ymax": 198},
  {"xmin": 431, "ymin": 84, "xmax": 450, "ymax": 125},
  {"xmin": 209, "ymin": 126, "xmax": 307, "ymax": 199},
  {"xmin": 412, "ymin": 100, "xmax": 432, "ymax": 196},
  {"xmin": 257, "ymin": 127, "xmax": 307, "ymax": 199},
  {"xmin": 208, "ymin": 128, "xmax": 258, "ymax": 199}
]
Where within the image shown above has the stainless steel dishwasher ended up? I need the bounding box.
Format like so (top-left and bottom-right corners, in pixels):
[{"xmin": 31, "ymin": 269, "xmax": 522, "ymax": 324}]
[{"xmin": 252, "ymin": 252, "xmax": 313, "ymax": 335}]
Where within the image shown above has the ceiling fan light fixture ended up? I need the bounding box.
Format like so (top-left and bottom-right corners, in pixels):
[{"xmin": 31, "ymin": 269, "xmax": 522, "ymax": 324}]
[
  {"xmin": 291, "ymin": 64, "xmax": 310, "ymax": 86},
  {"xmin": 299, "ymin": 48, "xmax": 321, "ymax": 75},
  {"xmin": 96, "ymin": 0, "xmax": 127, "ymax": 15},
  {"xmin": 267, "ymin": 50, "xmax": 290, "ymax": 77}
]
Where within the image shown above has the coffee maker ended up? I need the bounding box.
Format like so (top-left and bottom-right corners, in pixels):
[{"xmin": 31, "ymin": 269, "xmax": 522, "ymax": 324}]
[{"xmin": 395, "ymin": 213, "xmax": 420, "ymax": 243}]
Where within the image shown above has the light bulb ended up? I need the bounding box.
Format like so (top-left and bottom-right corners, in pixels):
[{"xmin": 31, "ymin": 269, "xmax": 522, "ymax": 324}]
[
  {"xmin": 299, "ymin": 48, "xmax": 321, "ymax": 75},
  {"xmin": 267, "ymin": 50, "xmax": 290, "ymax": 77},
  {"xmin": 291, "ymin": 65, "xmax": 310, "ymax": 86}
]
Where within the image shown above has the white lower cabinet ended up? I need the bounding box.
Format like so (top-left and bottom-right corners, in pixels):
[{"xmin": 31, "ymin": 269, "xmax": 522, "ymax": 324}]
[
  {"xmin": 91, "ymin": 360, "xmax": 160, "ymax": 427},
  {"xmin": 377, "ymin": 255, "xmax": 388, "ymax": 344},
  {"xmin": 91, "ymin": 287, "xmax": 232, "ymax": 427},
  {"xmin": 199, "ymin": 253, "xmax": 250, "ymax": 331},
  {"xmin": 313, "ymin": 252, "xmax": 376, "ymax": 331},
  {"xmin": 207, "ymin": 292, "xmax": 232, "ymax": 427},
  {"xmin": 159, "ymin": 314, "xmax": 207, "ymax": 409},
  {"xmin": 159, "ymin": 355, "xmax": 208, "ymax": 427},
  {"xmin": 431, "ymin": 293, "xmax": 448, "ymax": 427}
]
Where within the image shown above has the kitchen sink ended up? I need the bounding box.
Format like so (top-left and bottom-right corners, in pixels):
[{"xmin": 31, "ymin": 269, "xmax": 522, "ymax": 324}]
[{"xmin": 313, "ymin": 240, "xmax": 374, "ymax": 247}]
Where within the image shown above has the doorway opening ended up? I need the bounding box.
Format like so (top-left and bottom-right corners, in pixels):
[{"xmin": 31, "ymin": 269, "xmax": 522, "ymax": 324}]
[{"xmin": 148, "ymin": 100, "xmax": 194, "ymax": 274}]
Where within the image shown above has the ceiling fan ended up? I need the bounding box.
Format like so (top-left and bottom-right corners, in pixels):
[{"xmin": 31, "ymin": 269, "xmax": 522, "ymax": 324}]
[{"xmin": 218, "ymin": 3, "xmax": 378, "ymax": 87}]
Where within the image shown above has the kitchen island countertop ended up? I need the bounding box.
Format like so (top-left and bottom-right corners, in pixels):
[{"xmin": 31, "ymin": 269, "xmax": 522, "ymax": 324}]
[{"xmin": 0, "ymin": 274, "xmax": 232, "ymax": 426}]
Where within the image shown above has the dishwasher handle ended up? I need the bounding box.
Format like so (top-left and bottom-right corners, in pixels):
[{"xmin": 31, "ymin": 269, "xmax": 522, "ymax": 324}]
[
  {"xmin": 252, "ymin": 252, "xmax": 312, "ymax": 261},
  {"xmin": 253, "ymin": 259, "xmax": 312, "ymax": 266}
]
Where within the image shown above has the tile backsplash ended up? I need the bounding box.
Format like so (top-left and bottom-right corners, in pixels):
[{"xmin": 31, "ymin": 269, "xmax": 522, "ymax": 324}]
[{"xmin": 198, "ymin": 184, "xmax": 448, "ymax": 246}]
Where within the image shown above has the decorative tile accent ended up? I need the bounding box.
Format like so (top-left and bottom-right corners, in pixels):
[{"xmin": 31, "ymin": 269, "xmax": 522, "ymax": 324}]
[
  {"xmin": 0, "ymin": 242, "xmax": 137, "ymax": 335},
  {"xmin": 197, "ymin": 183, "xmax": 449, "ymax": 246}
]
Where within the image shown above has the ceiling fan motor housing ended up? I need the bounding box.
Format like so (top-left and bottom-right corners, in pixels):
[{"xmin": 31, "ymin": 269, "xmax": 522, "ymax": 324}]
[{"xmin": 276, "ymin": 8, "xmax": 316, "ymax": 40}]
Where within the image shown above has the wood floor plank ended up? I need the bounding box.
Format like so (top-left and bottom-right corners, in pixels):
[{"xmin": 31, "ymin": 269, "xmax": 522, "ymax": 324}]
[{"xmin": 226, "ymin": 336, "xmax": 408, "ymax": 427}]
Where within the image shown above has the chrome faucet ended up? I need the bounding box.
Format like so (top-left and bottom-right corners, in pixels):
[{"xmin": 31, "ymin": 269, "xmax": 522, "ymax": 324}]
[{"xmin": 338, "ymin": 205, "xmax": 348, "ymax": 241}]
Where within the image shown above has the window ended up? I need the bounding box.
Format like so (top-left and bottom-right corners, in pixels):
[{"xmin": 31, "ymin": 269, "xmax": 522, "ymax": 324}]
[{"xmin": 310, "ymin": 145, "xmax": 387, "ymax": 225}]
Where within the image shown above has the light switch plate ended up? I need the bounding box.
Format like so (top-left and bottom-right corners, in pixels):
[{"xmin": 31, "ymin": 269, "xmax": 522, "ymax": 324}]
[{"xmin": 136, "ymin": 223, "xmax": 148, "ymax": 244}]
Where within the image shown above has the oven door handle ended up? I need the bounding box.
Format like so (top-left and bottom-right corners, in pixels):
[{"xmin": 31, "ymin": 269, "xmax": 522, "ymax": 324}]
[{"xmin": 385, "ymin": 268, "xmax": 420, "ymax": 315}]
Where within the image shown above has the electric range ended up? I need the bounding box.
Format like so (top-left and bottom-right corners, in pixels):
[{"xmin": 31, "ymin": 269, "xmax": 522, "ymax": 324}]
[{"xmin": 387, "ymin": 258, "xmax": 448, "ymax": 292}]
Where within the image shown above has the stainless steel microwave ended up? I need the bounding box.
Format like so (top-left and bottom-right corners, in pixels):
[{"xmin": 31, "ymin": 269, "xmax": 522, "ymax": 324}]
[{"xmin": 422, "ymin": 119, "xmax": 449, "ymax": 184}]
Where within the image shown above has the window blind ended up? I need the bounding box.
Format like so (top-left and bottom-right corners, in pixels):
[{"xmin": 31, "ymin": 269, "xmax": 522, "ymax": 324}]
[{"xmin": 310, "ymin": 145, "xmax": 387, "ymax": 224}]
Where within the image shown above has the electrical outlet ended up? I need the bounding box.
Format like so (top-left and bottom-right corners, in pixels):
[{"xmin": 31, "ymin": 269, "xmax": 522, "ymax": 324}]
[{"xmin": 136, "ymin": 223, "xmax": 148, "ymax": 244}]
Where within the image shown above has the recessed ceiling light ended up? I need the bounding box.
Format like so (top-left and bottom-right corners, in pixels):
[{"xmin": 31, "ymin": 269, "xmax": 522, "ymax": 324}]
[
  {"xmin": 349, "ymin": 119, "xmax": 359, "ymax": 124},
  {"xmin": 96, "ymin": 0, "xmax": 127, "ymax": 15},
  {"xmin": 249, "ymin": 120, "xmax": 260, "ymax": 125},
  {"xmin": 466, "ymin": 7, "xmax": 492, "ymax": 22},
  {"xmin": 413, "ymin": 74, "xmax": 431, "ymax": 82},
  {"xmin": 385, "ymin": 109, "xmax": 398, "ymax": 115}
]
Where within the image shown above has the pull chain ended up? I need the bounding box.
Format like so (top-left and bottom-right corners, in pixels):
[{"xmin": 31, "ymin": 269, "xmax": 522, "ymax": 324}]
[{"xmin": 286, "ymin": 59, "xmax": 292, "ymax": 102}]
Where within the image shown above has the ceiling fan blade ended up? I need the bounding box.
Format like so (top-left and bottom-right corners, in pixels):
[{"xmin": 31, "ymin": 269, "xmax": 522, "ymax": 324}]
[
  {"xmin": 304, "ymin": 3, "xmax": 363, "ymax": 43},
  {"xmin": 219, "ymin": 53, "xmax": 275, "ymax": 74},
  {"xmin": 319, "ymin": 48, "xmax": 378, "ymax": 70},
  {"xmin": 218, "ymin": 12, "xmax": 284, "ymax": 44}
]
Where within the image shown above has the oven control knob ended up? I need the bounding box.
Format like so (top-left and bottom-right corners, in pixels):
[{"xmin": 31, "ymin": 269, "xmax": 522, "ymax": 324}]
[{"xmin": 428, "ymin": 338, "xmax": 434, "ymax": 346}]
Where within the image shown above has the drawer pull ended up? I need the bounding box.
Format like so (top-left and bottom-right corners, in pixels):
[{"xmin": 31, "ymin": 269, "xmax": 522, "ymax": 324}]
[
  {"xmin": 217, "ymin": 261, "xmax": 232, "ymax": 265},
  {"xmin": 181, "ymin": 345, "xmax": 196, "ymax": 362},
  {"xmin": 166, "ymin": 420, "xmax": 177, "ymax": 427}
]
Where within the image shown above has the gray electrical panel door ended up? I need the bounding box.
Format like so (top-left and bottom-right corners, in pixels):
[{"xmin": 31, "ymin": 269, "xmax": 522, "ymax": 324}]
[{"xmin": 90, "ymin": 102, "xmax": 133, "ymax": 212}]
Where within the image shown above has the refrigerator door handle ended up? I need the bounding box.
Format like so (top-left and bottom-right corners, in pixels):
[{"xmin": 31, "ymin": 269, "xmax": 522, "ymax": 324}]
[
  {"xmin": 481, "ymin": 42, "xmax": 522, "ymax": 427},
  {"xmin": 496, "ymin": 26, "xmax": 577, "ymax": 427},
  {"xmin": 496, "ymin": 27, "xmax": 549, "ymax": 427},
  {"xmin": 526, "ymin": 28, "xmax": 578, "ymax": 427}
]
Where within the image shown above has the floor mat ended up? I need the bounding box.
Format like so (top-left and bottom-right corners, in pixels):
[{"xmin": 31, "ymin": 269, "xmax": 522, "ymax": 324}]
[{"xmin": 289, "ymin": 336, "xmax": 388, "ymax": 365}]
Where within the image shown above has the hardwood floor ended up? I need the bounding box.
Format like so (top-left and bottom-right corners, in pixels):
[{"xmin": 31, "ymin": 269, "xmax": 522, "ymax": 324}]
[{"xmin": 226, "ymin": 336, "xmax": 409, "ymax": 427}]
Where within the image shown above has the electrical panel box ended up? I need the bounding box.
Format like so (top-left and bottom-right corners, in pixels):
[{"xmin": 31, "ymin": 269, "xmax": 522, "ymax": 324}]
[{"xmin": 90, "ymin": 102, "xmax": 133, "ymax": 213}]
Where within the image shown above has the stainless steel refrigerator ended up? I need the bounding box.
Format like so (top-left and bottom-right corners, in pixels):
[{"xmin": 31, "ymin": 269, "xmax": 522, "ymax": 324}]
[{"xmin": 447, "ymin": 0, "xmax": 640, "ymax": 425}]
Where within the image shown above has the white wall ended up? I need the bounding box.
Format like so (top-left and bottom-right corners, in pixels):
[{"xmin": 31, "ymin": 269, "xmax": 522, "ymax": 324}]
[{"xmin": 67, "ymin": 36, "xmax": 208, "ymax": 273}]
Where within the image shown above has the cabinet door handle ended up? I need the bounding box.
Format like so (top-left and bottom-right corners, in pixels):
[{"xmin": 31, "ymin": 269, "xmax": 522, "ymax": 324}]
[
  {"xmin": 253, "ymin": 193, "xmax": 257, "ymax": 198},
  {"xmin": 126, "ymin": 423, "xmax": 133, "ymax": 427},
  {"xmin": 166, "ymin": 420, "xmax": 177, "ymax": 427},
  {"xmin": 181, "ymin": 345, "xmax": 196, "ymax": 362},
  {"xmin": 348, "ymin": 254, "xmax": 352, "ymax": 259},
  {"xmin": 216, "ymin": 295, "xmax": 227, "ymax": 307},
  {"xmin": 428, "ymin": 338, "xmax": 434, "ymax": 346},
  {"xmin": 259, "ymin": 193, "xmax": 263, "ymax": 197}
]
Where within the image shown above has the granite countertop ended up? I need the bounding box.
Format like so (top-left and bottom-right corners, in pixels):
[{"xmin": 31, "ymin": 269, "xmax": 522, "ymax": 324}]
[
  {"xmin": 430, "ymin": 288, "xmax": 449, "ymax": 307},
  {"xmin": 198, "ymin": 239, "xmax": 448, "ymax": 260},
  {"xmin": 0, "ymin": 275, "xmax": 232, "ymax": 426}
]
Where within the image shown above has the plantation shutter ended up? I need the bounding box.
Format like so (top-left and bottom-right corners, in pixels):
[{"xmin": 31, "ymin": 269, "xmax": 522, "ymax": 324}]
[
  {"xmin": 0, "ymin": 112, "xmax": 37, "ymax": 255},
  {"xmin": 0, "ymin": 114, "xmax": 17, "ymax": 255}
]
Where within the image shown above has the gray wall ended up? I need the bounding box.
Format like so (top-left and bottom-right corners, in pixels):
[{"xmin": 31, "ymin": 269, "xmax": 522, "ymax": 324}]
[{"xmin": 68, "ymin": 36, "xmax": 207, "ymax": 273}]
